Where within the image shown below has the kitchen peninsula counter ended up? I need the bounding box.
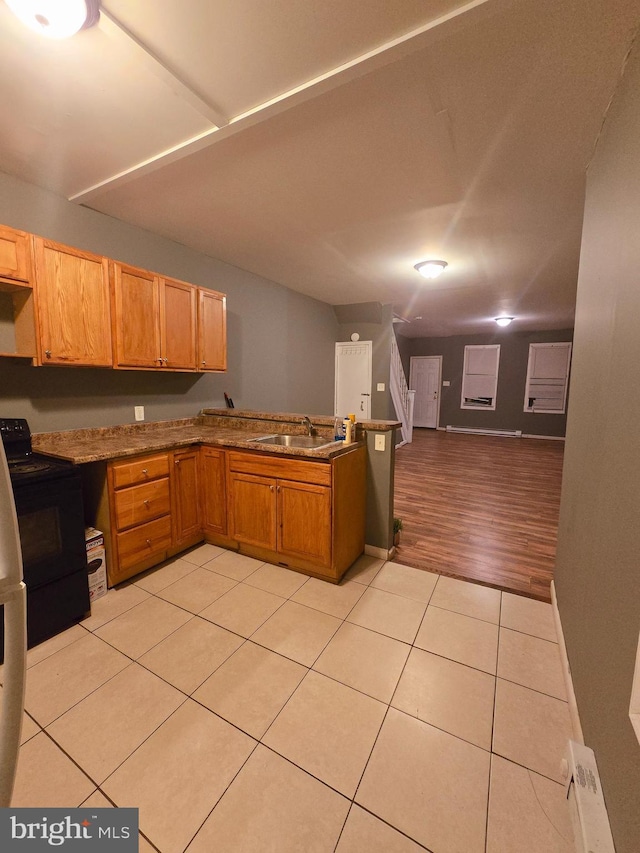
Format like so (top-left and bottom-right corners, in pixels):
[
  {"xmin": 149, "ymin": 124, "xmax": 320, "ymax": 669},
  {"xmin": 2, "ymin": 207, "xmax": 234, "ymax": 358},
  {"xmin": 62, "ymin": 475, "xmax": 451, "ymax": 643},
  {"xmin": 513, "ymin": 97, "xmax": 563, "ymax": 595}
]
[
  {"xmin": 31, "ymin": 409, "xmax": 399, "ymax": 586},
  {"xmin": 32, "ymin": 410, "xmax": 400, "ymax": 464}
]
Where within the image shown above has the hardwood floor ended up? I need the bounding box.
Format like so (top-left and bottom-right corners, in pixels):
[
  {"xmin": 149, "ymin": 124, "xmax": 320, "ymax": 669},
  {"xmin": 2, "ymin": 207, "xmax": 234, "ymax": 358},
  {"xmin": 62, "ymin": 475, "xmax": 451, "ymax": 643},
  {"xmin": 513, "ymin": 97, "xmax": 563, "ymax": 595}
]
[{"xmin": 392, "ymin": 429, "xmax": 565, "ymax": 602}]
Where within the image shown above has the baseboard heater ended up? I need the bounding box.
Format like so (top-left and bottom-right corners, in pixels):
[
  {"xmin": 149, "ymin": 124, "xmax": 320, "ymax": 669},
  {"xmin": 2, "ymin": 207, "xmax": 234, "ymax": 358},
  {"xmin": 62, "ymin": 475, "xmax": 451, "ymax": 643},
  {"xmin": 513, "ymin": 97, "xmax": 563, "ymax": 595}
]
[{"xmin": 445, "ymin": 426, "xmax": 522, "ymax": 438}]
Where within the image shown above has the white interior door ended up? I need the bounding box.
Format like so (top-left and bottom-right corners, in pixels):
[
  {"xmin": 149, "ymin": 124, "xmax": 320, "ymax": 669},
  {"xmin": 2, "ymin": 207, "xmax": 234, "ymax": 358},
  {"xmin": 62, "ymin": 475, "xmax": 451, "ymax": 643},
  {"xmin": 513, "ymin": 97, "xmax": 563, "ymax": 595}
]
[
  {"xmin": 335, "ymin": 341, "xmax": 372, "ymax": 419},
  {"xmin": 410, "ymin": 356, "xmax": 442, "ymax": 428}
]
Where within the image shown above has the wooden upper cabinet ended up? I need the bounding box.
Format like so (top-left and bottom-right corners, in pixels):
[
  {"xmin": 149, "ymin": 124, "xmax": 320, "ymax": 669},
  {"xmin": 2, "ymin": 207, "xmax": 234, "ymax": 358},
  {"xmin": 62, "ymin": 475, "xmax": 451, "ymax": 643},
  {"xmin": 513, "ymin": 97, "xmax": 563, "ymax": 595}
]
[
  {"xmin": 111, "ymin": 263, "xmax": 197, "ymax": 370},
  {"xmin": 0, "ymin": 225, "xmax": 32, "ymax": 283},
  {"xmin": 160, "ymin": 277, "xmax": 197, "ymax": 370},
  {"xmin": 198, "ymin": 287, "xmax": 227, "ymax": 372},
  {"xmin": 33, "ymin": 237, "xmax": 112, "ymax": 366},
  {"xmin": 111, "ymin": 262, "xmax": 161, "ymax": 368}
]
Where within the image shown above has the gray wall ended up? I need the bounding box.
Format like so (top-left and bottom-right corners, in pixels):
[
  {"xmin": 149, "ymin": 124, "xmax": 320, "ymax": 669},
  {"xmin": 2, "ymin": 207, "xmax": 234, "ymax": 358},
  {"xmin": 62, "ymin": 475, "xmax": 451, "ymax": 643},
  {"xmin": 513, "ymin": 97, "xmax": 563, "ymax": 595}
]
[
  {"xmin": 0, "ymin": 172, "xmax": 338, "ymax": 432},
  {"xmin": 336, "ymin": 302, "xmax": 396, "ymax": 421},
  {"xmin": 554, "ymin": 40, "xmax": 640, "ymax": 853},
  {"xmin": 397, "ymin": 328, "xmax": 574, "ymax": 437}
]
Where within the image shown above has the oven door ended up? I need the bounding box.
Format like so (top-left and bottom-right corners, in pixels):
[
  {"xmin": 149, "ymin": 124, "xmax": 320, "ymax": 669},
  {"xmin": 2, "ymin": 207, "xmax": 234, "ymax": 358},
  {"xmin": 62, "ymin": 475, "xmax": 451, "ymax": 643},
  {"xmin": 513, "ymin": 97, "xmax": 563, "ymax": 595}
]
[{"xmin": 12, "ymin": 471, "xmax": 87, "ymax": 589}]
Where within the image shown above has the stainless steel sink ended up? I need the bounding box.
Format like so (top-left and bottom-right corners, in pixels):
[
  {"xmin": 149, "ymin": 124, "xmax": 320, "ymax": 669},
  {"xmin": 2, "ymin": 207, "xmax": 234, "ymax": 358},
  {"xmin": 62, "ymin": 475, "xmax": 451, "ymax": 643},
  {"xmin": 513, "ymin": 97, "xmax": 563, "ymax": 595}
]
[{"xmin": 249, "ymin": 434, "xmax": 337, "ymax": 449}]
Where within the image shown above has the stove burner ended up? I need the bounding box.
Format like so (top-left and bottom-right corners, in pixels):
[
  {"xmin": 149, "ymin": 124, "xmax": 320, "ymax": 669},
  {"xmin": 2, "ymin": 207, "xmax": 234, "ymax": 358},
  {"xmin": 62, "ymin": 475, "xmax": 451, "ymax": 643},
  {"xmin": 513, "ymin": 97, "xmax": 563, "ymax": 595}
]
[{"xmin": 9, "ymin": 459, "xmax": 56, "ymax": 476}]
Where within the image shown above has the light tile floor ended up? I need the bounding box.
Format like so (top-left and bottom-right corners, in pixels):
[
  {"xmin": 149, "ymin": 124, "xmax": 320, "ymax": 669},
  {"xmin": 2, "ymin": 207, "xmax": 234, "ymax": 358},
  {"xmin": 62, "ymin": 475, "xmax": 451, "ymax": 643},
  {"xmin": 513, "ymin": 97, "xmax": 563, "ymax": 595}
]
[{"xmin": 5, "ymin": 547, "xmax": 576, "ymax": 852}]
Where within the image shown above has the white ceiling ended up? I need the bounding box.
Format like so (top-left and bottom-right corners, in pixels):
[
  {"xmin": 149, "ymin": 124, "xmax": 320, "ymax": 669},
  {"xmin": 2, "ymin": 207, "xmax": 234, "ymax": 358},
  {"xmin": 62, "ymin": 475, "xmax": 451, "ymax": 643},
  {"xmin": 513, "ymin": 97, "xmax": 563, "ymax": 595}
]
[{"xmin": 1, "ymin": 0, "xmax": 638, "ymax": 337}]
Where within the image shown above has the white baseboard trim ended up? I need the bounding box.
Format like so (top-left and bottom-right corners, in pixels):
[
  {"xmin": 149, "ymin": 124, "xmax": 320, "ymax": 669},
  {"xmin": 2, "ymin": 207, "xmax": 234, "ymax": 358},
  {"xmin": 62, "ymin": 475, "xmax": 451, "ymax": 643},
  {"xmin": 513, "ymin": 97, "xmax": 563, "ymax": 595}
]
[
  {"xmin": 551, "ymin": 580, "xmax": 584, "ymax": 744},
  {"xmin": 522, "ymin": 434, "xmax": 566, "ymax": 441},
  {"xmin": 364, "ymin": 543, "xmax": 393, "ymax": 561}
]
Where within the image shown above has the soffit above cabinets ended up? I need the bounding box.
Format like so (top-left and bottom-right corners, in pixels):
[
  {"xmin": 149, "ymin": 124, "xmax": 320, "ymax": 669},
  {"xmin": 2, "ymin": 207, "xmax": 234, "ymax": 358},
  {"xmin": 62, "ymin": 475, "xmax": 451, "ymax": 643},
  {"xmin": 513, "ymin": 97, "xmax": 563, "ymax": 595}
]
[{"xmin": 0, "ymin": 0, "xmax": 638, "ymax": 337}]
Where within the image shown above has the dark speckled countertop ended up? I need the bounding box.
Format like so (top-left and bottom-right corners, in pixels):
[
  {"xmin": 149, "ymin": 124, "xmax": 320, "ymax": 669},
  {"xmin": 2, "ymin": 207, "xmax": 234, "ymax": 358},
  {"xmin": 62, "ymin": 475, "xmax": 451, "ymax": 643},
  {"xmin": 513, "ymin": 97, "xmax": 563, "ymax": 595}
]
[{"xmin": 31, "ymin": 410, "xmax": 399, "ymax": 465}]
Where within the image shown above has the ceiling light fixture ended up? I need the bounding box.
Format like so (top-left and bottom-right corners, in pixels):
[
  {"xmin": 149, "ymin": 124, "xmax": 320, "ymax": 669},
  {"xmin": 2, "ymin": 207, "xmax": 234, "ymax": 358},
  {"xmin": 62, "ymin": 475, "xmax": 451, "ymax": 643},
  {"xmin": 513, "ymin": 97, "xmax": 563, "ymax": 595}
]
[
  {"xmin": 414, "ymin": 260, "xmax": 448, "ymax": 280},
  {"xmin": 495, "ymin": 316, "xmax": 514, "ymax": 327},
  {"xmin": 5, "ymin": 0, "xmax": 100, "ymax": 39}
]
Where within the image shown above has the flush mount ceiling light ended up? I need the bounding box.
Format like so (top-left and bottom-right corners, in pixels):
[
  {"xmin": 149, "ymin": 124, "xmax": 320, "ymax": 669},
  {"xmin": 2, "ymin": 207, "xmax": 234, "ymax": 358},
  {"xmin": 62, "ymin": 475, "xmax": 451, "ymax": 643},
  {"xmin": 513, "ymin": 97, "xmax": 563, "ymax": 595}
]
[
  {"xmin": 495, "ymin": 316, "xmax": 514, "ymax": 327},
  {"xmin": 6, "ymin": 0, "xmax": 100, "ymax": 39},
  {"xmin": 414, "ymin": 260, "xmax": 448, "ymax": 280}
]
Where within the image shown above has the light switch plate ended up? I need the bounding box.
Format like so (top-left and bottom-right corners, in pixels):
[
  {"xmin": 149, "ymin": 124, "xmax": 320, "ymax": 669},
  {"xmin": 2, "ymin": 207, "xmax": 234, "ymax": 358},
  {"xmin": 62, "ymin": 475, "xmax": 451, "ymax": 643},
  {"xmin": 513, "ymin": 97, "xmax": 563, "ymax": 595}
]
[
  {"xmin": 134, "ymin": 406, "xmax": 145, "ymax": 421},
  {"xmin": 374, "ymin": 434, "xmax": 386, "ymax": 452},
  {"xmin": 442, "ymin": 380, "xmax": 451, "ymax": 387},
  {"xmin": 377, "ymin": 382, "xmax": 385, "ymax": 392}
]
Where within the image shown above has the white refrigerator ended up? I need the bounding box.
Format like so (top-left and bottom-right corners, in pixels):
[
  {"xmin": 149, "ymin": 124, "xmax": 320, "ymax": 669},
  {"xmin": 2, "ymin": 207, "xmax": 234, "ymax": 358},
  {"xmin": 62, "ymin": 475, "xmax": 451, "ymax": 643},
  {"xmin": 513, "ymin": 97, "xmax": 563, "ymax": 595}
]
[{"xmin": 0, "ymin": 439, "xmax": 27, "ymax": 807}]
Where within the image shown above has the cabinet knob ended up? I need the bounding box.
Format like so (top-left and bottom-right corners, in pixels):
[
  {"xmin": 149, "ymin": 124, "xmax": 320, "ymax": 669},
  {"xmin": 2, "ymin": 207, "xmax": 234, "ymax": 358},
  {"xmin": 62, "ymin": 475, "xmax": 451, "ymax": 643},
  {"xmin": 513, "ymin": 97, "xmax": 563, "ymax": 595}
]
[
  {"xmin": 143, "ymin": 499, "xmax": 150, "ymax": 506},
  {"xmin": 270, "ymin": 485, "xmax": 274, "ymax": 492},
  {"xmin": 146, "ymin": 538, "xmax": 151, "ymax": 547},
  {"xmin": 45, "ymin": 350, "xmax": 51, "ymax": 358},
  {"xmin": 201, "ymin": 361, "xmax": 206, "ymax": 366},
  {"xmin": 157, "ymin": 358, "xmax": 164, "ymax": 364},
  {"xmin": 142, "ymin": 468, "xmax": 148, "ymax": 475},
  {"xmin": 163, "ymin": 357, "xmax": 168, "ymax": 363}
]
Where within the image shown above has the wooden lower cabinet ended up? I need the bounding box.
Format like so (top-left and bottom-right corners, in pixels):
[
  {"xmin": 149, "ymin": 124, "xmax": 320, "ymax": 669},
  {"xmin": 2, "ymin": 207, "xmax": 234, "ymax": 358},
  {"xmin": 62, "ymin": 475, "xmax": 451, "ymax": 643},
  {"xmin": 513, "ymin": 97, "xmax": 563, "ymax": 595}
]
[
  {"xmin": 225, "ymin": 447, "xmax": 365, "ymax": 582},
  {"xmin": 172, "ymin": 448, "xmax": 202, "ymax": 547},
  {"xmin": 106, "ymin": 449, "xmax": 204, "ymax": 585},
  {"xmin": 116, "ymin": 516, "xmax": 172, "ymax": 573},
  {"xmin": 100, "ymin": 443, "xmax": 365, "ymax": 587},
  {"xmin": 228, "ymin": 472, "xmax": 278, "ymax": 551},
  {"xmin": 278, "ymin": 480, "xmax": 332, "ymax": 567},
  {"xmin": 201, "ymin": 447, "xmax": 227, "ymax": 535}
]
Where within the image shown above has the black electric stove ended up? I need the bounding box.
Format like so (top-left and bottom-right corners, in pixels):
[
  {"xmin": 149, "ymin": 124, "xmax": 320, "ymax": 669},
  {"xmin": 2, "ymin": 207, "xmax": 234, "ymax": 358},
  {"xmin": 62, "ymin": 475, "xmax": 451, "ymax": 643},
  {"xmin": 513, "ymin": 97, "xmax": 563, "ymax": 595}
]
[
  {"xmin": 0, "ymin": 418, "xmax": 77, "ymax": 484},
  {"xmin": 0, "ymin": 418, "xmax": 90, "ymax": 659}
]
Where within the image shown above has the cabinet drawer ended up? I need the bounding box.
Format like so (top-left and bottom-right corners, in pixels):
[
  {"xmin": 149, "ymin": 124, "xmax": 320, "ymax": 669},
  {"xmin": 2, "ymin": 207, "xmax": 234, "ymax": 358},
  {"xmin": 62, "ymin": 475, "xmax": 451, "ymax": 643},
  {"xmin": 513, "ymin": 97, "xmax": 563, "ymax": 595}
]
[
  {"xmin": 113, "ymin": 478, "xmax": 171, "ymax": 531},
  {"xmin": 227, "ymin": 451, "xmax": 331, "ymax": 486},
  {"xmin": 116, "ymin": 515, "xmax": 172, "ymax": 571},
  {"xmin": 111, "ymin": 453, "xmax": 170, "ymax": 488}
]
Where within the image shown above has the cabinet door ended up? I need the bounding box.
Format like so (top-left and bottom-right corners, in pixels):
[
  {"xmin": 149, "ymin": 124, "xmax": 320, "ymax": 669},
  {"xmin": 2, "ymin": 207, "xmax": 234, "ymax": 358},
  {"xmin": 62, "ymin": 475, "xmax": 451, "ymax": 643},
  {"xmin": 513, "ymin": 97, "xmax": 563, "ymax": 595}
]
[
  {"xmin": 201, "ymin": 447, "xmax": 227, "ymax": 535},
  {"xmin": 278, "ymin": 480, "xmax": 331, "ymax": 568},
  {"xmin": 173, "ymin": 449, "xmax": 202, "ymax": 546},
  {"xmin": 160, "ymin": 277, "xmax": 197, "ymax": 370},
  {"xmin": 34, "ymin": 238, "xmax": 112, "ymax": 366},
  {"xmin": 198, "ymin": 288, "xmax": 227, "ymax": 371},
  {"xmin": 111, "ymin": 262, "xmax": 161, "ymax": 368},
  {"xmin": 229, "ymin": 472, "xmax": 276, "ymax": 550},
  {"xmin": 0, "ymin": 225, "xmax": 31, "ymax": 282}
]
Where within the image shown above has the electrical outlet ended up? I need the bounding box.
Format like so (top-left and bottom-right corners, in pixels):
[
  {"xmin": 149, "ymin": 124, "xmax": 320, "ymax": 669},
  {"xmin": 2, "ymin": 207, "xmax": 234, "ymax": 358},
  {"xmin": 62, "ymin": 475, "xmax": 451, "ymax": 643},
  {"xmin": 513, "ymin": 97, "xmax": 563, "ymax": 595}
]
[
  {"xmin": 134, "ymin": 406, "xmax": 144, "ymax": 421},
  {"xmin": 374, "ymin": 434, "xmax": 386, "ymax": 452},
  {"xmin": 377, "ymin": 382, "xmax": 385, "ymax": 392}
]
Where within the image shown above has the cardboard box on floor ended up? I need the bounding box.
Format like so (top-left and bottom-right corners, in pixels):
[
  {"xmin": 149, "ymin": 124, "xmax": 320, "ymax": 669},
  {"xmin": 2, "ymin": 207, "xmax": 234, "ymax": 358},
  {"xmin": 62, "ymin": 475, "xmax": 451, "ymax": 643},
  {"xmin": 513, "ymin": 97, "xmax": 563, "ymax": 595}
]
[{"xmin": 85, "ymin": 527, "xmax": 107, "ymax": 603}]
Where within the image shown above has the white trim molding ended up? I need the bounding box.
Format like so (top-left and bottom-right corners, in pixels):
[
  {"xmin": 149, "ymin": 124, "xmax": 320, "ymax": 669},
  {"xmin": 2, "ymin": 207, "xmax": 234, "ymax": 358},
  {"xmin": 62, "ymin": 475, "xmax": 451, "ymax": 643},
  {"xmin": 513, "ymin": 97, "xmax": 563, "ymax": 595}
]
[{"xmin": 551, "ymin": 581, "xmax": 584, "ymax": 744}]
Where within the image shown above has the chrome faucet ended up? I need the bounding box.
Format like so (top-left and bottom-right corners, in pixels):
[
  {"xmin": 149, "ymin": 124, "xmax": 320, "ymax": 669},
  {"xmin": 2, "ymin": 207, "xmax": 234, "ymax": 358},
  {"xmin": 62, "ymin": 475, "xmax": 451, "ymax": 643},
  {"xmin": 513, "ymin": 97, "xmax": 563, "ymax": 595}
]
[{"xmin": 302, "ymin": 416, "xmax": 314, "ymax": 436}]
